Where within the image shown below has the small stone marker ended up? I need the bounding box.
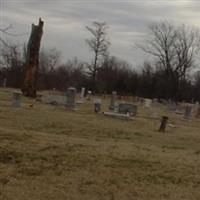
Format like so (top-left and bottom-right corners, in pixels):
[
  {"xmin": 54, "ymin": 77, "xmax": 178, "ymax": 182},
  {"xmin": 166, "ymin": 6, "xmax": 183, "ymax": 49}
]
[
  {"xmin": 94, "ymin": 99, "xmax": 101, "ymax": 113},
  {"xmin": 12, "ymin": 91, "xmax": 21, "ymax": 107},
  {"xmin": 184, "ymin": 105, "xmax": 192, "ymax": 120},
  {"xmin": 66, "ymin": 87, "xmax": 76, "ymax": 109},
  {"xmin": 109, "ymin": 91, "xmax": 117, "ymax": 110},
  {"xmin": 118, "ymin": 103, "xmax": 137, "ymax": 116},
  {"xmin": 80, "ymin": 87, "xmax": 85, "ymax": 100},
  {"xmin": 3, "ymin": 78, "xmax": 7, "ymax": 88},
  {"xmin": 144, "ymin": 98, "xmax": 152, "ymax": 108},
  {"xmin": 159, "ymin": 116, "xmax": 168, "ymax": 132}
]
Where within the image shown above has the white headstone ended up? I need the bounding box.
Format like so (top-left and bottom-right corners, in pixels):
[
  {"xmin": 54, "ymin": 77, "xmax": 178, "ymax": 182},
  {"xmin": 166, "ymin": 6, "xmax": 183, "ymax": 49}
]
[
  {"xmin": 80, "ymin": 87, "xmax": 85, "ymax": 100},
  {"xmin": 109, "ymin": 91, "xmax": 117, "ymax": 110},
  {"xmin": 144, "ymin": 98, "xmax": 152, "ymax": 108}
]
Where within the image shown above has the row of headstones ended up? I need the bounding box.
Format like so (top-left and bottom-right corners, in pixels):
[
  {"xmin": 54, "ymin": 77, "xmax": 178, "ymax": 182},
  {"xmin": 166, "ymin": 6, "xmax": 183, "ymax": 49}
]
[
  {"xmin": 65, "ymin": 89, "xmax": 138, "ymax": 116},
  {"xmin": 11, "ymin": 87, "xmax": 200, "ymax": 120},
  {"xmin": 167, "ymin": 100, "xmax": 200, "ymax": 119},
  {"xmin": 10, "ymin": 87, "xmax": 86, "ymax": 108}
]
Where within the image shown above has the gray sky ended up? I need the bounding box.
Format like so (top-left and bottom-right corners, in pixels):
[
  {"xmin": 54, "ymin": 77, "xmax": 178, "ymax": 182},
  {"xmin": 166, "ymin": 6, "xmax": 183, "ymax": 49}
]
[{"xmin": 1, "ymin": 0, "xmax": 200, "ymax": 68}]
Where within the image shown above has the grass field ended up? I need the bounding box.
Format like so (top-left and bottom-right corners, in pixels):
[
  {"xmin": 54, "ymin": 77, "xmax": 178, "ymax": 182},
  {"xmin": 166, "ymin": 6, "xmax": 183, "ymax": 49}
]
[{"xmin": 0, "ymin": 88, "xmax": 200, "ymax": 200}]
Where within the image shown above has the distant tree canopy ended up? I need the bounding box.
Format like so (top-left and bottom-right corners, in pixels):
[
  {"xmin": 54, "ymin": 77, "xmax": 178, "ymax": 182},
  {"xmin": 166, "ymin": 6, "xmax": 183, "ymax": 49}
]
[
  {"xmin": 0, "ymin": 21, "xmax": 200, "ymax": 101},
  {"xmin": 138, "ymin": 21, "xmax": 200, "ymax": 100}
]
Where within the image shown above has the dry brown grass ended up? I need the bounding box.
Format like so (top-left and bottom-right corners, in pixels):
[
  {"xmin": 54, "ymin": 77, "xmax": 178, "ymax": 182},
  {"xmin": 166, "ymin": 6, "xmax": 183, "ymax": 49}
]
[{"xmin": 0, "ymin": 88, "xmax": 200, "ymax": 200}]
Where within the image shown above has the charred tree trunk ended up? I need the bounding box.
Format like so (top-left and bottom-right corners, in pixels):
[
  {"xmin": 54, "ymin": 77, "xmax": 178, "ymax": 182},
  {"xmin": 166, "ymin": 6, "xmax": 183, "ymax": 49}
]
[{"xmin": 22, "ymin": 18, "xmax": 44, "ymax": 98}]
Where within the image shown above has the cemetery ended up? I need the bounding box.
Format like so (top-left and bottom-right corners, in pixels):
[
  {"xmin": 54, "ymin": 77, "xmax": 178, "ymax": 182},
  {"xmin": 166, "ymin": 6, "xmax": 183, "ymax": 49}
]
[
  {"xmin": 1, "ymin": 3, "xmax": 200, "ymax": 199},
  {"xmin": 0, "ymin": 87, "xmax": 200, "ymax": 200}
]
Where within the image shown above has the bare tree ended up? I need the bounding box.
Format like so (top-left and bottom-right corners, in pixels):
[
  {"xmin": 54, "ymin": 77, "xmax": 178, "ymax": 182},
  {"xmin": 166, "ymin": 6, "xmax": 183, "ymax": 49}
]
[
  {"xmin": 39, "ymin": 48, "xmax": 61, "ymax": 89},
  {"xmin": 85, "ymin": 21, "xmax": 110, "ymax": 91},
  {"xmin": 138, "ymin": 21, "xmax": 200, "ymax": 99}
]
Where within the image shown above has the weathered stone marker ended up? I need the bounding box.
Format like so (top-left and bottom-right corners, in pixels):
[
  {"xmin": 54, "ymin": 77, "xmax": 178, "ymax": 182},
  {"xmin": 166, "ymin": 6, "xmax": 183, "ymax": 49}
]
[
  {"xmin": 66, "ymin": 87, "xmax": 76, "ymax": 109},
  {"xmin": 159, "ymin": 116, "xmax": 168, "ymax": 132},
  {"xmin": 80, "ymin": 87, "xmax": 85, "ymax": 100},
  {"xmin": 3, "ymin": 78, "xmax": 7, "ymax": 88},
  {"xmin": 118, "ymin": 103, "xmax": 137, "ymax": 116},
  {"xmin": 109, "ymin": 91, "xmax": 117, "ymax": 110},
  {"xmin": 12, "ymin": 91, "xmax": 22, "ymax": 107},
  {"xmin": 94, "ymin": 99, "xmax": 101, "ymax": 113},
  {"xmin": 144, "ymin": 98, "xmax": 152, "ymax": 108},
  {"xmin": 184, "ymin": 106, "xmax": 192, "ymax": 120}
]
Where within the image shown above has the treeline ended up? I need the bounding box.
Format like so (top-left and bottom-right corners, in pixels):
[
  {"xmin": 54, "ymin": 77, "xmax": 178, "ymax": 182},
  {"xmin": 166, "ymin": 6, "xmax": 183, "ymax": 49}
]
[
  {"xmin": 0, "ymin": 45, "xmax": 200, "ymax": 101},
  {"xmin": 0, "ymin": 21, "xmax": 200, "ymax": 101}
]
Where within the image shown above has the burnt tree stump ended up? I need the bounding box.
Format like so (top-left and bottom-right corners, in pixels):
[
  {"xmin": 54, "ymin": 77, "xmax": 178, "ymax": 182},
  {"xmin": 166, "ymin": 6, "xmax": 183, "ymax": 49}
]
[{"xmin": 22, "ymin": 18, "xmax": 44, "ymax": 98}]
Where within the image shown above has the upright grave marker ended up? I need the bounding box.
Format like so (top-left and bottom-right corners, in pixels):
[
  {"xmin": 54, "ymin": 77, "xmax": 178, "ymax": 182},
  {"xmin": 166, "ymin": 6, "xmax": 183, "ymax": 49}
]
[
  {"xmin": 80, "ymin": 87, "xmax": 85, "ymax": 101},
  {"xmin": 66, "ymin": 87, "xmax": 76, "ymax": 110},
  {"xmin": 94, "ymin": 99, "xmax": 101, "ymax": 113},
  {"xmin": 12, "ymin": 91, "xmax": 22, "ymax": 107},
  {"xmin": 109, "ymin": 91, "xmax": 117, "ymax": 110},
  {"xmin": 3, "ymin": 78, "xmax": 7, "ymax": 88},
  {"xmin": 144, "ymin": 98, "xmax": 152, "ymax": 108},
  {"xmin": 118, "ymin": 103, "xmax": 137, "ymax": 116},
  {"xmin": 184, "ymin": 105, "xmax": 193, "ymax": 120}
]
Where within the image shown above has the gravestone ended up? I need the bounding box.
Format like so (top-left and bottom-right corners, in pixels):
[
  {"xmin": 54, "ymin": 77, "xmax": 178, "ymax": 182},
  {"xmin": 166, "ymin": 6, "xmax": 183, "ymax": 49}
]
[
  {"xmin": 12, "ymin": 91, "xmax": 22, "ymax": 107},
  {"xmin": 3, "ymin": 78, "xmax": 7, "ymax": 88},
  {"xmin": 94, "ymin": 99, "xmax": 101, "ymax": 113},
  {"xmin": 42, "ymin": 95, "xmax": 66, "ymax": 105},
  {"xmin": 109, "ymin": 91, "xmax": 117, "ymax": 110},
  {"xmin": 118, "ymin": 103, "xmax": 137, "ymax": 116},
  {"xmin": 80, "ymin": 87, "xmax": 85, "ymax": 100},
  {"xmin": 66, "ymin": 87, "xmax": 76, "ymax": 109},
  {"xmin": 184, "ymin": 105, "xmax": 193, "ymax": 120},
  {"xmin": 144, "ymin": 98, "xmax": 152, "ymax": 108}
]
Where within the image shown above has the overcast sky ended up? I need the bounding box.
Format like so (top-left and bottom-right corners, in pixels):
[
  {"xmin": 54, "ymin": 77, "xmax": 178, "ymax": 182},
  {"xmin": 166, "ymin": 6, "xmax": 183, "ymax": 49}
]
[{"xmin": 1, "ymin": 0, "xmax": 200, "ymax": 68}]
